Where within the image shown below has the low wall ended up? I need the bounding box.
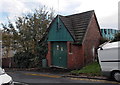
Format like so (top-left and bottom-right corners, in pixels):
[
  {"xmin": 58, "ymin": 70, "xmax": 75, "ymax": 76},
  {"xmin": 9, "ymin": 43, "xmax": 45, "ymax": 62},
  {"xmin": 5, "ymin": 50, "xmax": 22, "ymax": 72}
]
[{"xmin": 2, "ymin": 57, "xmax": 16, "ymax": 68}]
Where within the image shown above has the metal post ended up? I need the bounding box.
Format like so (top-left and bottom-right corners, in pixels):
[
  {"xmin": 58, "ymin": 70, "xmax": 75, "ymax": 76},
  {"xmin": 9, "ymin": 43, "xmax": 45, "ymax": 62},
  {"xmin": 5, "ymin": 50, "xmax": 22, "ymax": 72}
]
[
  {"xmin": 0, "ymin": 30, "xmax": 2, "ymax": 67},
  {"xmin": 118, "ymin": 1, "xmax": 120, "ymax": 69}
]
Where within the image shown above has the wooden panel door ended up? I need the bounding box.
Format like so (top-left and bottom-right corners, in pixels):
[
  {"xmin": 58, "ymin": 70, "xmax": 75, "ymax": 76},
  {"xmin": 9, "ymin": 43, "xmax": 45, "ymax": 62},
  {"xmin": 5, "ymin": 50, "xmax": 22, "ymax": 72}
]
[{"xmin": 52, "ymin": 42, "xmax": 67, "ymax": 68}]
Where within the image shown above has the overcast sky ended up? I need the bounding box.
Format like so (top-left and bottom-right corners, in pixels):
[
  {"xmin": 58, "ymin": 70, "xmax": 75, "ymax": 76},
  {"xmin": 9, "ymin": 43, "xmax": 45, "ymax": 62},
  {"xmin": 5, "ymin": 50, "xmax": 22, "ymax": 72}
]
[{"xmin": 0, "ymin": 0, "xmax": 119, "ymax": 29}]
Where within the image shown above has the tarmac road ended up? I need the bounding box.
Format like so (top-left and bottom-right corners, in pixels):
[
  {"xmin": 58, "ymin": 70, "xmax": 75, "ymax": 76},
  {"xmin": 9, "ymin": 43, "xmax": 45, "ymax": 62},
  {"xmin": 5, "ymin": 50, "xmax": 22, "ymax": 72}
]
[{"xmin": 6, "ymin": 70, "xmax": 120, "ymax": 85}]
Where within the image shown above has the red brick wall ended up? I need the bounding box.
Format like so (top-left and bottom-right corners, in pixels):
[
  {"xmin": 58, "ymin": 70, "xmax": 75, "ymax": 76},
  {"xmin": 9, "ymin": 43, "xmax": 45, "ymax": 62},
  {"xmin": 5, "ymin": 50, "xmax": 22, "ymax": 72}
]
[
  {"xmin": 67, "ymin": 42, "xmax": 84, "ymax": 69},
  {"xmin": 46, "ymin": 42, "xmax": 51, "ymax": 66},
  {"xmin": 2, "ymin": 58, "xmax": 11, "ymax": 68},
  {"xmin": 83, "ymin": 14, "xmax": 102, "ymax": 65}
]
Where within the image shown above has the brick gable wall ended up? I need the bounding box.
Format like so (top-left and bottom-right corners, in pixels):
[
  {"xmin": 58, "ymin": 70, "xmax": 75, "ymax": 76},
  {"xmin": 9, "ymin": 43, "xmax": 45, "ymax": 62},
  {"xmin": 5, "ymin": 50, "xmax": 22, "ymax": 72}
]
[{"xmin": 83, "ymin": 14, "xmax": 102, "ymax": 65}]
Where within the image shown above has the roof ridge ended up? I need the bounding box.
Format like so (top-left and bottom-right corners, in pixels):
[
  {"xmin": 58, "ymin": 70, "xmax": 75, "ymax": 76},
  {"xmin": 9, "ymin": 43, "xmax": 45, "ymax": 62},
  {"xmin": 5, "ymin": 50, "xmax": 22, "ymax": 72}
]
[
  {"xmin": 58, "ymin": 10, "xmax": 94, "ymax": 17},
  {"xmin": 64, "ymin": 10, "xmax": 94, "ymax": 17}
]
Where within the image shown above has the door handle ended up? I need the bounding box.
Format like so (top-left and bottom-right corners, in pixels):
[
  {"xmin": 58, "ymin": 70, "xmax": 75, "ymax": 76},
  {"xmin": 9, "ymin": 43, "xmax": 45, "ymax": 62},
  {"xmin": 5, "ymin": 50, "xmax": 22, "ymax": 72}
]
[{"xmin": 59, "ymin": 57, "xmax": 61, "ymax": 59}]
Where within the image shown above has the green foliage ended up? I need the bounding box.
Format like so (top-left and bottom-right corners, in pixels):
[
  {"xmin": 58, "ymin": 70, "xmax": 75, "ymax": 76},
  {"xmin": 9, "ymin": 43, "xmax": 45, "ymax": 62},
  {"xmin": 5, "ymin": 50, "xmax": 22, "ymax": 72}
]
[
  {"xmin": 100, "ymin": 37, "xmax": 109, "ymax": 45},
  {"xmin": 112, "ymin": 32, "xmax": 120, "ymax": 42},
  {"xmin": 2, "ymin": 6, "xmax": 54, "ymax": 68},
  {"xmin": 71, "ymin": 62, "xmax": 101, "ymax": 76}
]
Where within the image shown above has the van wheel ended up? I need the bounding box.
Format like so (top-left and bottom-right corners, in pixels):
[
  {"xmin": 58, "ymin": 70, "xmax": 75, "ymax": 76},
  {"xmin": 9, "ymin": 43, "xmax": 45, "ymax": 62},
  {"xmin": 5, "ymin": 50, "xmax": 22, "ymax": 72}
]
[{"xmin": 113, "ymin": 72, "xmax": 120, "ymax": 82}]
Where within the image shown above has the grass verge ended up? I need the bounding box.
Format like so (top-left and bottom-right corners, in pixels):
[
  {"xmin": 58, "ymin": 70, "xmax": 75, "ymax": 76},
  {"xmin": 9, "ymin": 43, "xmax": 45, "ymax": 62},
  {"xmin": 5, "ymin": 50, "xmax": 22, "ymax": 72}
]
[{"xmin": 71, "ymin": 61, "xmax": 102, "ymax": 76}]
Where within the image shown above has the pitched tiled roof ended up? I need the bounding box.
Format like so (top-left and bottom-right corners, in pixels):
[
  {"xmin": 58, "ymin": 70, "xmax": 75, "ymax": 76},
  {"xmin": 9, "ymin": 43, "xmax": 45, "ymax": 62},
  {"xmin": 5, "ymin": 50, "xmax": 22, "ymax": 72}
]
[{"xmin": 59, "ymin": 10, "xmax": 94, "ymax": 43}]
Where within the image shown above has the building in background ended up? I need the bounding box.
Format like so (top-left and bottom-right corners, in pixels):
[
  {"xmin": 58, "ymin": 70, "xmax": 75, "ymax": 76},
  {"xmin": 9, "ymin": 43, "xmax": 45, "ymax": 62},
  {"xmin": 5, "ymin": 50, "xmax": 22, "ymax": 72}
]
[
  {"xmin": 100, "ymin": 28, "xmax": 120, "ymax": 40},
  {"xmin": 0, "ymin": 40, "xmax": 15, "ymax": 68},
  {"xmin": 2, "ymin": 46, "xmax": 15, "ymax": 68},
  {"xmin": 1, "ymin": 31, "xmax": 16, "ymax": 68}
]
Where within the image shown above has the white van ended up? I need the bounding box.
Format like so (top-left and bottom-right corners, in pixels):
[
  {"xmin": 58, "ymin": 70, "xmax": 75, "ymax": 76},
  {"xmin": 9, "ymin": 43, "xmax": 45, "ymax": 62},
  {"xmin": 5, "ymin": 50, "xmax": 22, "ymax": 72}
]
[
  {"xmin": 98, "ymin": 41, "xmax": 120, "ymax": 82},
  {"xmin": 0, "ymin": 67, "xmax": 14, "ymax": 85}
]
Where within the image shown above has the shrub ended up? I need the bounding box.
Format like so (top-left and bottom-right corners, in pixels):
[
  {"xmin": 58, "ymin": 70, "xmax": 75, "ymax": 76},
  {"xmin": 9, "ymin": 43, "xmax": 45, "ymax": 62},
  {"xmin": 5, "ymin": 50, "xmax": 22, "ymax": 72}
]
[
  {"xmin": 112, "ymin": 32, "xmax": 120, "ymax": 42},
  {"xmin": 14, "ymin": 52, "xmax": 36, "ymax": 68}
]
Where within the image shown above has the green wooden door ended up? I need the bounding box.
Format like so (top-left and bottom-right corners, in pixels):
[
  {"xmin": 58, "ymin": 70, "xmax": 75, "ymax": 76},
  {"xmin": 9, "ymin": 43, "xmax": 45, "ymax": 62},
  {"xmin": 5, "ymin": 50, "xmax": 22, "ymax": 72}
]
[{"xmin": 52, "ymin": 42, "xmax": 67, "ymax": 68}]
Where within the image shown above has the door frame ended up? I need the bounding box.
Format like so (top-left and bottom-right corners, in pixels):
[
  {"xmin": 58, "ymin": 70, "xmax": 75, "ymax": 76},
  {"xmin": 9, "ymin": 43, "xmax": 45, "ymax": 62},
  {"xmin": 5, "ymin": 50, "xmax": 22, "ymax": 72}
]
[{"xmin": 51, "ymin": 41, "xmax": 67, "ymax": 68}]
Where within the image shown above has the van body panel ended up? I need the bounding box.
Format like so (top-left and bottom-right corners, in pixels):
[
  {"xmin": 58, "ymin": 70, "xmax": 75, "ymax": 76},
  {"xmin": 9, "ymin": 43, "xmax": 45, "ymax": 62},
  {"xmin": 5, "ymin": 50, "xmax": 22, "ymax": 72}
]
[{"xmin": 98, "ymin": 41, "xmax": 120, "ymax": 77}]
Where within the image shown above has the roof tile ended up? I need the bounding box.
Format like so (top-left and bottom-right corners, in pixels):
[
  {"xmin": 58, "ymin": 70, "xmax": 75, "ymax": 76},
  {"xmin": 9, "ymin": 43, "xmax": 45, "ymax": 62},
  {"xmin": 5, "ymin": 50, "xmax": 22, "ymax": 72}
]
[{"xmin": 60, "ymin": 10, "xmax": 94, "ymax": 42}]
